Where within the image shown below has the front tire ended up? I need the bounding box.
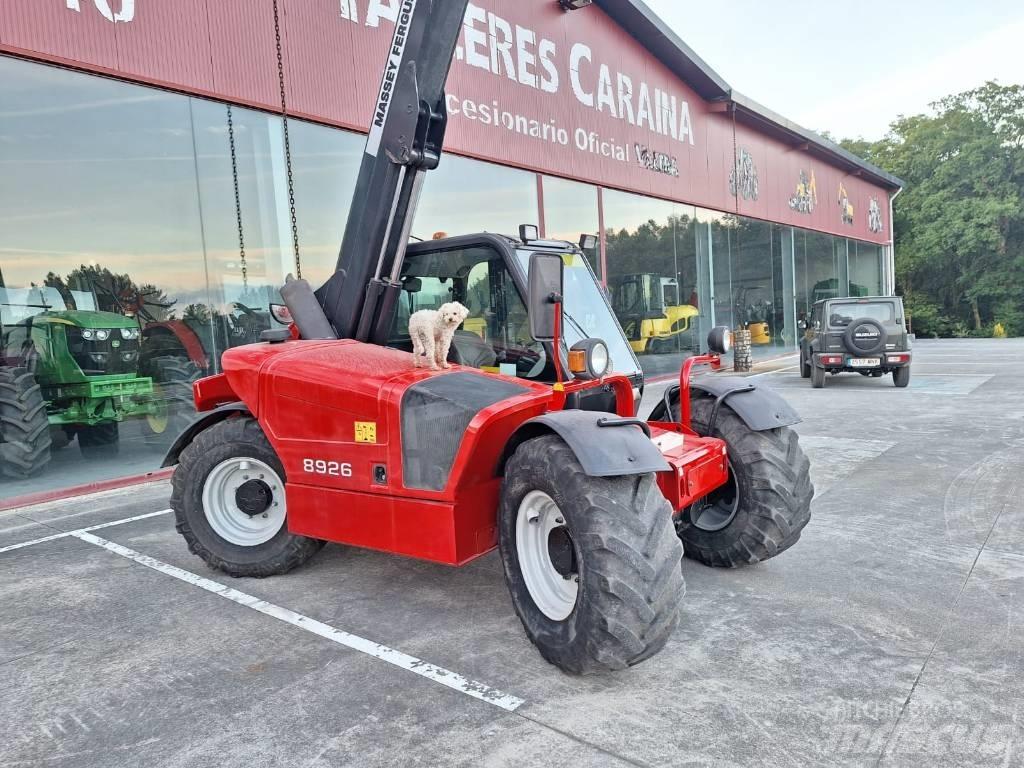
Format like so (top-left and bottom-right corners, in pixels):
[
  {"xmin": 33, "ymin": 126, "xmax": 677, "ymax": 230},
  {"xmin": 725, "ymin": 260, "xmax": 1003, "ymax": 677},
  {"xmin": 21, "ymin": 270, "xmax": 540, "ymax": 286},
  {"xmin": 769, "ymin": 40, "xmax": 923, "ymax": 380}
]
[
  {"xmin": 0, "ymin": 366, "xmax": 52, "ymax": 478},
  {"xmin": 171, "ymin": 417, "xmax": 324, "ymax": 578},
  {"xmin": 799, "ymin": 349, "xmax": 811, "ymax": 378},
  {"xmin": 679, "ymin": 396, "xmax": 813, "ymax": 567},
  {"xmin": 499, "ymin": 435, "xmax": 684, "ymax": 674},
  {"xmin": 893, "ymin": 366, "xmax": 911, "ymax": 388}
]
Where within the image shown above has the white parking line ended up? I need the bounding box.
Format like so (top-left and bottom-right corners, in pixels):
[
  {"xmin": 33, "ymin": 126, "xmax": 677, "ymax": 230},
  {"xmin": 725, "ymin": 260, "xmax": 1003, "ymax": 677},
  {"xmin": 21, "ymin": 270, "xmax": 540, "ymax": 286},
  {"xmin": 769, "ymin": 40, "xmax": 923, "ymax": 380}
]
[
  {"xmin": 0, "ymin": 509, "xmax": 170, "ymax": 554},
  {"xmin": 71, "ymin": 531, "xmax": 526, "ymax": 713}
]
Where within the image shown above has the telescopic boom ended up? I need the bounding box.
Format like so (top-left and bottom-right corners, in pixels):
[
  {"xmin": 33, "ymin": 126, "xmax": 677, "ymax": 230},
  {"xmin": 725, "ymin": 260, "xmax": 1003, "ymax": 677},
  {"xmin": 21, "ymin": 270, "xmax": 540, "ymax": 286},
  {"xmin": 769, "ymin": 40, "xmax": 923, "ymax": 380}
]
[{"xmin": 315, "ymin": 0, "xmax": 470, "ymax": 344}]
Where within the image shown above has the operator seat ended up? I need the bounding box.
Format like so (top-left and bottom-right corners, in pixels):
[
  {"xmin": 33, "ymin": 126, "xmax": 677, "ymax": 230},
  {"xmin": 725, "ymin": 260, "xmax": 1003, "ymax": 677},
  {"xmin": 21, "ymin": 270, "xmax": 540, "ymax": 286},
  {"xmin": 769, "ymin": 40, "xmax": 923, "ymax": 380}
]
[
  {"xmin": 280, "ymin": 276, "xmax": 338, "ymax": 340},
  {"xmin": 449, "ymin": 330, "xmax": 497, "ymax": 369}
]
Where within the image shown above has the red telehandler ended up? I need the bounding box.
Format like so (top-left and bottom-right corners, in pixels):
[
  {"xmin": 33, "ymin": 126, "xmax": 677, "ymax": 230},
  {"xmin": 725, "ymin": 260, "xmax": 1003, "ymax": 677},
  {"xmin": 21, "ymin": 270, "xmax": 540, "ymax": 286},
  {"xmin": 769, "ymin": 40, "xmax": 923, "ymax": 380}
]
[{"xmin": 163, "ymin": 0, "xmax": 813, "ymax": 674}]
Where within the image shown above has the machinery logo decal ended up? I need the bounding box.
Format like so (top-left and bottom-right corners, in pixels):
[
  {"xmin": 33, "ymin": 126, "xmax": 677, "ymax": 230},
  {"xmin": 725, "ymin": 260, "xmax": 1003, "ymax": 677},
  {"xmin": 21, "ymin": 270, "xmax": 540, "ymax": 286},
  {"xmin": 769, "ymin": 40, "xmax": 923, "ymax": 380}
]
[
  {"xmin": 868, "ymin": 197, "xmax": 884, "ymax": 233},
  {"xmin": 729, "ymin": 148, "xmax": 759, "ymax": 201},
  {"xmin": 365, "ymin": 0, "xmax": 417, "ymax": 158},
  {"xmin": 837, "ymin": 183, "xmax": 854, "ymax": 225},
  {"xmin": 634, "ymin": 144, "xmax": 679, "ymax": 177},
  {"xmin": 65, "ymin": 0, "xmax": 135, "ymax": 23},
  {"xmin": 355, "ymin": 421, "xmax": 378, "ymax": 443},
  {"xmin": 788, "ymin": 170, "xmax": 817, "ymax": 214}
]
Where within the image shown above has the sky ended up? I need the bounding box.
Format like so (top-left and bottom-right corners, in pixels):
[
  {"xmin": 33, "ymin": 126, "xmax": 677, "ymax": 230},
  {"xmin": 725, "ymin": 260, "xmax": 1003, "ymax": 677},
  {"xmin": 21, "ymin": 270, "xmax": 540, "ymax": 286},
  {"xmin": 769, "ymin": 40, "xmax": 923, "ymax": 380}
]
[{"xmin": 644, "ymin": 0, "xmax": 1024, "ymax": 140}]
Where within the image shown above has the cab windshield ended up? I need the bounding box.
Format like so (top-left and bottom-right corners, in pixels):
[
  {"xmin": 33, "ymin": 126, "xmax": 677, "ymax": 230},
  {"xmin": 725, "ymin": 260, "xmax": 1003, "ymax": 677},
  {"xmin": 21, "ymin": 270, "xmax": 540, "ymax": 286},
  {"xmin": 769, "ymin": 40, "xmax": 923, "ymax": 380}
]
[{"xmin": 514, "ymin": 249, "xmax": 640, "ymax": 379}]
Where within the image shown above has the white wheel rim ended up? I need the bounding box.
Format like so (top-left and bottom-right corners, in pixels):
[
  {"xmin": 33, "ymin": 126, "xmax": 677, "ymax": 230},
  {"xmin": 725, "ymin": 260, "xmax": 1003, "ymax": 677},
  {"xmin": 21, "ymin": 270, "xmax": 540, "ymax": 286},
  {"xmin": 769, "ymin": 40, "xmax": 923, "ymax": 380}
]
[
  {"xmin": 516, "ymin": 490, "xmax": 578, "ymax": 621},
  {"xmin": 202, "ymin": 457, "xmax": 286, "ymax": 546}
]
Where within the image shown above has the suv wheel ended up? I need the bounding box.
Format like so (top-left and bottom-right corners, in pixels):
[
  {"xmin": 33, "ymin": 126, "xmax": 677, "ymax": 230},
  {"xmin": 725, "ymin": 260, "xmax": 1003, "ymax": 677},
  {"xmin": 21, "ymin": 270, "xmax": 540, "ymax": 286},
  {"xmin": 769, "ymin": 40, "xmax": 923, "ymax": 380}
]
[
  {"xmin": 811, "ymin": 361, "xmax": 826, "ymax": 388},
  {"xmin": 893, "ymin": 366, "xmax": 911, "ymax": 388},
  {"xmin": 799, "ymin": 349, "xmax": 811, "ymax": 378}
]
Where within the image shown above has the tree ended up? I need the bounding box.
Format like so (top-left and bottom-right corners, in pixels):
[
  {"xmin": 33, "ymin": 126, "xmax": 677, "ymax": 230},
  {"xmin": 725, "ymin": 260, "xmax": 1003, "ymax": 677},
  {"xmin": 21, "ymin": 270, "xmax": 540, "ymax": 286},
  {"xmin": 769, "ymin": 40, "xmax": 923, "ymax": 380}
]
[{"xmin": 840, "ymin": 82, "xmax": 1024, "ymax": 336}]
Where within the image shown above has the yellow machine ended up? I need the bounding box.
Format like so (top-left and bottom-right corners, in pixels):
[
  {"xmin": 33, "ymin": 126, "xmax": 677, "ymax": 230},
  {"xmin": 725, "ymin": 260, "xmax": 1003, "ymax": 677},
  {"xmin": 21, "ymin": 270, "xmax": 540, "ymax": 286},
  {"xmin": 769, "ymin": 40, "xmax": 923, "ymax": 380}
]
[
  {"xmin": 611, "ymin": 273, "xmax": 699, "ymax": 355},
  {"xmin": 748, "ymin": 321, "xmax": 771, "ymax": 345}
]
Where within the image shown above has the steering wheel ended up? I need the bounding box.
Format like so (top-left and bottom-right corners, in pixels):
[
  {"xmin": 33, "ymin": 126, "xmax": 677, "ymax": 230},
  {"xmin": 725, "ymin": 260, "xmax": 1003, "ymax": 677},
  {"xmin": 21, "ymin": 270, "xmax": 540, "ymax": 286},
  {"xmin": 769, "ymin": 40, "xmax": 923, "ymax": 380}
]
[{"xmin": 522, "ymin": 341, "xmax": 547, "ymax": 378}]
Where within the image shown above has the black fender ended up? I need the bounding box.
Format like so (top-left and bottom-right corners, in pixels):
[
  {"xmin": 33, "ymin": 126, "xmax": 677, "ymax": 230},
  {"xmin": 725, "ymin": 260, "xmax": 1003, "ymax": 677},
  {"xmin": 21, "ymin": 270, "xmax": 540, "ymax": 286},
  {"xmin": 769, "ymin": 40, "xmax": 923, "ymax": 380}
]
[
  {"xmin": 501, "ymin": 410, "xmax": 670, "ymax": 477},
  {"xmin": 648, "ymin": 378, "xmax": 801, "ymax": 431},
  {"xmin": 160, "ymin": 402, "xmax": 251, "ymax": 467}
]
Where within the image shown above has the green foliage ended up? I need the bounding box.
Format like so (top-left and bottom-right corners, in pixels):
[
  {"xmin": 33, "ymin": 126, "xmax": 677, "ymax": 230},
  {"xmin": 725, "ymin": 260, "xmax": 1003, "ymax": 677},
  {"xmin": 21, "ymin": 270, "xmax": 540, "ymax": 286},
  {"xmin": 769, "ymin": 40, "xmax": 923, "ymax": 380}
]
[{"xmin": 840, "ymin": 82, "xmax": 1024, "ymax": 336}]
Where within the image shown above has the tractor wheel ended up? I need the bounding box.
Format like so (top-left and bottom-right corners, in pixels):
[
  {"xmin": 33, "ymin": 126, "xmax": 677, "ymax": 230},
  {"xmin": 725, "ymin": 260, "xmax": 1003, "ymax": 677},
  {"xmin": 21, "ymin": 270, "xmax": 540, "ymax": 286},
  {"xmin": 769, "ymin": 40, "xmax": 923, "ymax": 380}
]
[
  {"xmin": 811, "ymin": 362, "xmax": 826, "ymax": 388},
  {"xmin": 78, "ymin": 422, "xmax": 120, "ymax": 460},
  {"xmin": 893, "ymin": 366, "xmax": 911, "ymax": 388},
  {"xmin": 678, "ymin": 395, "xmax": 813, "ymax": 567},
  {"xmin": 144, "ymin": 356, "xmax": 201, "ymax": 445},
  {"xmin": 0, "ymin": 366, "xmax": 52, "ymax": 479},
  {"xmin": 499, "ymin": 434, "xmax": 684, "ymax": 674},
  {"xmin": 171, "ymin": 416, "xmax": 324, "ymax": 578}
]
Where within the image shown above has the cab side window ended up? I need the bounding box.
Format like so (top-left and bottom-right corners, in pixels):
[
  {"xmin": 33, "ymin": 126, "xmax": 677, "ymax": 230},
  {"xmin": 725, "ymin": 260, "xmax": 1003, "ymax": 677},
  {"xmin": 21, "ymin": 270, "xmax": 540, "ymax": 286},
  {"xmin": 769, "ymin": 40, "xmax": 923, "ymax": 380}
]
[{"xmin": 389, "ymin": 246, "xmax": 549, "ymax": 379}]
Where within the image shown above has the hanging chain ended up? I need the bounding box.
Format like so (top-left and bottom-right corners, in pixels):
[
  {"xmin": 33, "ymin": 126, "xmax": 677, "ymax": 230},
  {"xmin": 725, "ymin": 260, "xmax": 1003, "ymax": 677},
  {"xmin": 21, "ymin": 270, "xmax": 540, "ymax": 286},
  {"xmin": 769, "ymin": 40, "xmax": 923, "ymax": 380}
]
[
  {"xmin": 272, "ymin": 0, "xmax": 302, "ymax": 279},
  {"xmin": 226, "ymin": 104, "xmax": 248, "ymax": 290}
]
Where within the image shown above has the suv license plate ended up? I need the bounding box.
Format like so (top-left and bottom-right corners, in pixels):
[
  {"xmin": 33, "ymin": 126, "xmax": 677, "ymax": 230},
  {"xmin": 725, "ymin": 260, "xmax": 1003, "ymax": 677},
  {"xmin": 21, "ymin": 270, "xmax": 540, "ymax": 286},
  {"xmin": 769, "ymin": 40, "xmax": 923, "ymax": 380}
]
[{"xmin": 849, "ymin": 357, "xmax": 880, "ymax": 367}]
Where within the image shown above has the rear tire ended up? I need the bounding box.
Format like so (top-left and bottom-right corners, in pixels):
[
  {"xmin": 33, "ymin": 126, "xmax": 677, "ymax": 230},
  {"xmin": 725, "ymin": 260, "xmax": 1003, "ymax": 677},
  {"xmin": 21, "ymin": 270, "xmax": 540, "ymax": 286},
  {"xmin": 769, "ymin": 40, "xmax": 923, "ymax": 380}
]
[
  {"xmin": 499, "ymin": 435, "xmax": 684, "ymax": 674},
  {"xmin": 78, "ymin": 422, "xmax": 120, "ymax": 459},
  {"xmin": 678, "ymin": 396, "xmax": 813, "ymax": 567},
  {"xmin": 799, "ymin": 349, "xmax": 811, "ymax": 378},
  {"xmin": 811, "ymin": 362, "xmax": 825, "ymax": 388},
  {"xmin": 0, "ymin": 366, "xmax": 52, "ymax": 479},
  {"xmin": 893, "ymin": 366, "xmax": 911, "ymax": 388},
  {"xmin": 171, "ymin": 417, "xmax": 324, "ymax": 578}
]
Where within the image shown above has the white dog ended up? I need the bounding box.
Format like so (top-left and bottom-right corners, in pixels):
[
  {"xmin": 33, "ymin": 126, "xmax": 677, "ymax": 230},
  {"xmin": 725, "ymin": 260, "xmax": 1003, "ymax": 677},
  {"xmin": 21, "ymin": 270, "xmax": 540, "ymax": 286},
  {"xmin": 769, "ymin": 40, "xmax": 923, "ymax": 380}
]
[{"xmin": 408, "ymin": 302, "xmax": 470, "ymax": 370}]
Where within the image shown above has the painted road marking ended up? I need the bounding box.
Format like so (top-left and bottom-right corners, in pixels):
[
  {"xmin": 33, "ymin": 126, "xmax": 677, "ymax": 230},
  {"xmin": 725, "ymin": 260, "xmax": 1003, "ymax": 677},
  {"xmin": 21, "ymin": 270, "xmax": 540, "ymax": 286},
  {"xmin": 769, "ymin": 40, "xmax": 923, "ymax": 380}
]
[
  {"xmin": 0, "ymin": 509, "xmax": 170, "ymax": 554},
  {"xmin": 71, "ymin": 531, "xmax": 526, "ymax": 713}
]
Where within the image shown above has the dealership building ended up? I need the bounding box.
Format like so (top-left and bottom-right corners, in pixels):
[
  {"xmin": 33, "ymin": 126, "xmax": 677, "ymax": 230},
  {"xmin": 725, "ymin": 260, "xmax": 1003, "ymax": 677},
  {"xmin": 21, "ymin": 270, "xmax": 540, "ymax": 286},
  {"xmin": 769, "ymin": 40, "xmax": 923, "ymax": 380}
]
[{"xmin": 0, "ymin": 0, "xmax": 902, "ymax": 503}]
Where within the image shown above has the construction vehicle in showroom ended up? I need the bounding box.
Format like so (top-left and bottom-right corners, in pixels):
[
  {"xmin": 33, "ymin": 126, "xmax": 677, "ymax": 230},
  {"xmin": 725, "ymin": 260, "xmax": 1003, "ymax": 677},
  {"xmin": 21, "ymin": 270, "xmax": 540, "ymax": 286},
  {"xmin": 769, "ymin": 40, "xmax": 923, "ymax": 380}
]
[
  {"xmin": 611, "ymin": 272, "xmax": 700, "ymax": 355},
  {"xmin": 163, "ymin": 0, "xmax": 813, "ymax": 674}
]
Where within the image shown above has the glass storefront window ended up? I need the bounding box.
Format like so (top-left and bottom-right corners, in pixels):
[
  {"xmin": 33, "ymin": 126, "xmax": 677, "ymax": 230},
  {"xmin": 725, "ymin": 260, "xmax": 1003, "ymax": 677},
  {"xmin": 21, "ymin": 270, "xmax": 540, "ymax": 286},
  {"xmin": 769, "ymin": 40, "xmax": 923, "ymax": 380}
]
[
  {"xmin": 541, "ymin": 176, "xmax": 600, "ymax": 277},
  {"xmin": 188, "ymin": 100, "xmax": 295, "ymax": 370},
  {"xmin": 849, "ymin": 241, "xmax": 883, "ymax": 296},
  {"xmin": 0, "ymin": 55, "xmax": 210, "ymax": 495},
  {"xmin": 603, "ymin": 190, "xmax": 700, "ymax": 377},
  {"xmin": 414, "ymin": 155, "xmax": 538, "ymax": 241},
  {"xmin": 288, "ymin": 120, "xmax": 364, "ymax": 288}
]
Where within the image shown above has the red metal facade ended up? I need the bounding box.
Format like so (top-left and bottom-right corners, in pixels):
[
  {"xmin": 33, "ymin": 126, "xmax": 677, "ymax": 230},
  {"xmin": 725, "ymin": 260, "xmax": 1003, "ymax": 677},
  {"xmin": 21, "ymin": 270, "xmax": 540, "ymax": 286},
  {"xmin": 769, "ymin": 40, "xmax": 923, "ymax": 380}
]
[{"xmin": 0, "ymin": 0, "xmax": 892, "ymax": 244}]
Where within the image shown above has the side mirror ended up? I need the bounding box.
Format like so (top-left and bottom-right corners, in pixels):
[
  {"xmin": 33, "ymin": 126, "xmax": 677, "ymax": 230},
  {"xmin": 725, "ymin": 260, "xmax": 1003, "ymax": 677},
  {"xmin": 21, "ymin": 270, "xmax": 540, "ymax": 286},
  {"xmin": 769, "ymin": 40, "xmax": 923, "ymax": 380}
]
[
  {"xmin": 528, "ymin": 253, "xmax": 564, "ymax": 342},
  {"xmin": 797, "ymin": 319, "xmax": 807, "ymax": 331},
  {"xmin": 707, "ymin": 326, "xmax": 732, "ymax": 355},
  {"xmin": 269, "ymin": 303, "xmax": 293, "ymax": 325}
]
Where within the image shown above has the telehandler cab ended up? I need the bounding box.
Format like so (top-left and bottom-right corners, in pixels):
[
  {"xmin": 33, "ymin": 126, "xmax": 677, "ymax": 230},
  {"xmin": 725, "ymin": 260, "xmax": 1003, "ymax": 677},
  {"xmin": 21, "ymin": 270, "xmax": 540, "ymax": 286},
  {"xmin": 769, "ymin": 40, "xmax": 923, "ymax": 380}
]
[{"xmin": 163, "ymin": 0, "xmax": 813, "ymax": 674}]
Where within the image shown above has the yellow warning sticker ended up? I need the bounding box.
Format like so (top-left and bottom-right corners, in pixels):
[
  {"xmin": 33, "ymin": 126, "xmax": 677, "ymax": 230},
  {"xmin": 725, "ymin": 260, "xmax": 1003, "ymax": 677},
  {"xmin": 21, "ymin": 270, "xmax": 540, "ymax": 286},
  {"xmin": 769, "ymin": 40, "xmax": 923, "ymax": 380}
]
[
  {"xmin": 354, "ymin": 421, "xmax": 377, "ymax": 444},
  {"xmin": 560, "ymin": 253, "xmax": 576, "ymax": 267}
]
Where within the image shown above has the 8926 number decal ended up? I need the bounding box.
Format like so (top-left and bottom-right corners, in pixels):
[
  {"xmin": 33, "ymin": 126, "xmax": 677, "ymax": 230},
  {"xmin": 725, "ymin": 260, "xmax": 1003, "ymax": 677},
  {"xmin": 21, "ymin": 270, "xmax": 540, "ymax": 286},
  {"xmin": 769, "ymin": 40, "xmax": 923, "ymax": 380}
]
[{"xmin": 303, "ymin": 459, "xmax": 353, "ymax": 477}]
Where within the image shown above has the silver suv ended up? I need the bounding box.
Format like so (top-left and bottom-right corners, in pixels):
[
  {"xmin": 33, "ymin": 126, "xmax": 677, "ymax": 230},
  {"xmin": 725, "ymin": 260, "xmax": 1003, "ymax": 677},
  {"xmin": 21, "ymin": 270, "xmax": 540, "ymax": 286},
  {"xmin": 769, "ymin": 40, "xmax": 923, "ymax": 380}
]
[{"xmin": 799, "ymin": 296, "xmax": 911, "ymax": 388}]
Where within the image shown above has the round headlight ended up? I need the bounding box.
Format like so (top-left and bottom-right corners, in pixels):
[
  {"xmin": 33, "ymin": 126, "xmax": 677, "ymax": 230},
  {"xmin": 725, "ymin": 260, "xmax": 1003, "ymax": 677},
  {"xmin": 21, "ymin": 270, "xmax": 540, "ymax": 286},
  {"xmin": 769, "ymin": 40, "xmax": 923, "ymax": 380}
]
[
  {"xmin": 707, "ymin": 326, "xmax": 732, "ymax": 355},
  {"xmin": 82, "ymin": 328, "xmax": 95, "ymax": 340},
  {"xmin": 95, "ymin": 329, "xmax": 110, "ymax": 341},
  {"xmin": 589, "ymin": 341, "xmax": 609, "ymax": 377},
  {"xmin": 120, "ymin": 327, "xmax": 139, "ymax": 340},
  {"xmin": 568, "ymin": 338, "xmax": 610, "ymax": 380}
]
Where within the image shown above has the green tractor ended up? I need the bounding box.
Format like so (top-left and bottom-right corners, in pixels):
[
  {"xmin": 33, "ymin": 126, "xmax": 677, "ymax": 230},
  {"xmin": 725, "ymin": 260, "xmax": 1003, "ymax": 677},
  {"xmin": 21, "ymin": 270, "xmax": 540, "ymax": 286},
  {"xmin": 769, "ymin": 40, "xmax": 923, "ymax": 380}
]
[{"xmin": 0, "ymin": 286, "xmax": 157, "ymax": 479}]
